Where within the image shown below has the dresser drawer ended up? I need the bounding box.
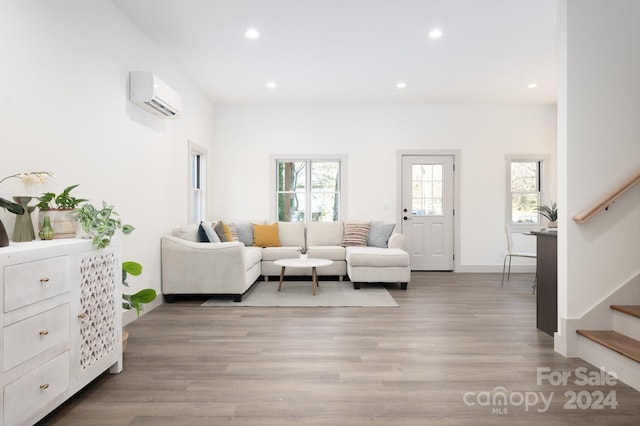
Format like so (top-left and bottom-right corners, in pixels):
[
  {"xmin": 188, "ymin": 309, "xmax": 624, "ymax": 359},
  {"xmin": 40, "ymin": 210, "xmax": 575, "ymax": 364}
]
[
  {"xmin": 4, "ymin": 351, "xmax": 70, "ymax": 426},
  {"xmin": 3, "ymin": 304, "xmax": 70, "ymax": 371},
  {"xmin": 4, "ymin": 256, "xmax": 71, "ymax": 312}
]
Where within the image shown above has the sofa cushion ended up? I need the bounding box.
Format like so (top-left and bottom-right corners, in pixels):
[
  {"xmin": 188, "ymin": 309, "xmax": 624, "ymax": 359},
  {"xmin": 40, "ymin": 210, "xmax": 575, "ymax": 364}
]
[
  {"xmin": 213, "ymin": 221, "xmax": 229, "ymax": 242},
  {"xmin": 199, "ymin": 221, "xmax": 221, "ymax": 243},
  {"xmin": 278, "ymin": 221, "xmax": 305, "ymax": 247},
  {"xmin": 171, "ymin": 224, "xmax": 199, "ymax": 242},
  {"xmin": 223, "ymin": 222, "xmax": 239, "ymax": 241},
  {"xmin": 253, "ymin": 223, "xmax": 281, "ymax": 247},
  {"xmin": 367, "ymin": 222, "xmax": 396, "ymax": 248},
  {"xmin": 307, "ymin": 221, "xmax": 343, "ymax": 246},
  {"xmin": 341, "ymin": 222, "xmax": 371, "ymax": 247},
  {"xmin": 244, "ymin": 246, "xmax": 263, "ymax": 269},
  {"xmin": 235, "ymin": 222, "xmax": 254, "ymax": 246},
  {"xmin": 198, "ymin": 222, "xmax": 209, "ymax": 242},
  {"xmin": 346, "ymin": 247, "xmax": 410, "ymax": 267},
  {"xmin": 306, "ymin": 245, "xmax": 345, "ymax": 261},
  {"xmin": 261, "ymin": 246, "xmax": 300, "ymax": 261}
]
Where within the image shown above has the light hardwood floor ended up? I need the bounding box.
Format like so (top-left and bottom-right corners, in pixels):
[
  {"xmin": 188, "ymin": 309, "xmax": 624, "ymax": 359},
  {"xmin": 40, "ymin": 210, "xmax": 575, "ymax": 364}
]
[{"xmin": 40, "ymin": 273, "xmax": 640, "ymax": 425}]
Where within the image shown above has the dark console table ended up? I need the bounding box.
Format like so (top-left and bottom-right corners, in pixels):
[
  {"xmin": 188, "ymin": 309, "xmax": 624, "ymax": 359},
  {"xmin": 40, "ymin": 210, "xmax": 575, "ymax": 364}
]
[{"xmin": 531, "ymin": 230, "xmax": 557, "ymax": 336}]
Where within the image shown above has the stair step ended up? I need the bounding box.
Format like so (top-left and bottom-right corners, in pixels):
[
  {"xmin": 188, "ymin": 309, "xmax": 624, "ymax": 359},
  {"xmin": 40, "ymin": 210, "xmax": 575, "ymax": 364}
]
[
  {"xmin": 611, "ymin": 305, "xmax": 640, "ymax": 319},
  {"xmin": 576, "ymin": 330, "xmax": 640, "ymax": 363}
]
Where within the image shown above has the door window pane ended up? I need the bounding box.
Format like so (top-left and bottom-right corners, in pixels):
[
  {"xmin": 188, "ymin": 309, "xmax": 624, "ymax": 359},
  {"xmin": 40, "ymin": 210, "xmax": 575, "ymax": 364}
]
[{"xmin": 411, "ymin": 164, "xmax": 443, "ymax": 216}]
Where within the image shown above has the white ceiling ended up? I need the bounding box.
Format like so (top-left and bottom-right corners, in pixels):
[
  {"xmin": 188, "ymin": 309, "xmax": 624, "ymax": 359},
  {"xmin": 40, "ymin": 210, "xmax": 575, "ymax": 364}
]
[{"xmin": 111, "ymin": 0, "xmax": 557, "ymax": 105}]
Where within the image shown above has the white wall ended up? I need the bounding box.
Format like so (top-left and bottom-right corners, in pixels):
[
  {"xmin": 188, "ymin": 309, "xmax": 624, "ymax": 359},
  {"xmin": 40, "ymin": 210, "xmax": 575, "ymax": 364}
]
[
  {"xmin": 556, "ymin": 0, "xmax": 640, "ymax": 355},
  {"xmin": 211, "ymin": 104, "xmax": 557, "ymax": 270},
  {"xmin": 0, "ymin": 0, "xmax": 216, "ymax": 320}
]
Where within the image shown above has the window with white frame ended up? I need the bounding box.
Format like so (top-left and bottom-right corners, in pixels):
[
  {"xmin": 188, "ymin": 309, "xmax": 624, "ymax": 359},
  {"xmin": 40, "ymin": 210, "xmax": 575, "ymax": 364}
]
[
  {"xmin": 274, "ymin": 156, "xmax": 344, "ymax": 223},
  {"xmin": 506, "ymin": 155, "xmax": 549, "ymax": 228},
  {"xmin": 188, "ymin": 142, "xmax": 207, "ymax": 223}
]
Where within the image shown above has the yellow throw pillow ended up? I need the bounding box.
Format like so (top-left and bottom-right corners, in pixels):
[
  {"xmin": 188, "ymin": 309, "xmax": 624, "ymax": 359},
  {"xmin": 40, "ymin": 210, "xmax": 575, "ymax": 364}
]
[
  {"xmin": 222, "ymin": 222, "xmax": 238, "ymax": 242},
  {"xmin": 252, "ymin": 223, "xmax": 281, "ymax": 247}
]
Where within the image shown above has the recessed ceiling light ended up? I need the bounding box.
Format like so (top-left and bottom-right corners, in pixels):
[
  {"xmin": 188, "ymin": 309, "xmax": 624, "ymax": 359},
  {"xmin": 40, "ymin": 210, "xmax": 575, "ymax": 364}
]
[
  {"xmin": 528, "ymin": 83, "xmax": 539, "ymax": 89},
  {"xmin": 266, "ymin": 81, "xmax": 277, "ymax": 89},
  {"xmin": 245, "ymin": 28, "xmax": 260, "ymax": 39},
  {"xmin": 428, "ymin": 28, "xmax": 443, "ymax": 39},
  {"xmin": 396, "ymin": 82, "xmax": 407, "ymax": 89}
]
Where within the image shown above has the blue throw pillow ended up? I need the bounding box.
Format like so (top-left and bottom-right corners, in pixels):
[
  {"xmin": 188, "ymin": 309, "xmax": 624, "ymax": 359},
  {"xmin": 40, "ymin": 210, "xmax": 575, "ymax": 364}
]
[
  {"xmin": 367, "ymin": 223, "xmax": 396, "ymax": 248},
  {"xmin": 198, "ymin": 222, "xmax": 209, "ymax": 242},
  {"xmin": 235, "ymin": 222, "xmax": 254, "ymax": 246},
  {"xmin": 199, "ymin": 221, "xmax": 220, "ymax": 243}
]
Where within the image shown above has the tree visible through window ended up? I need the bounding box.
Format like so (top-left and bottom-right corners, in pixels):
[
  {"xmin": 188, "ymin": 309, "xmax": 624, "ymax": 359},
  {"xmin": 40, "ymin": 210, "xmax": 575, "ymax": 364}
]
[
  {"xmin": 510, "ymin": 160, "xmax": 540, "ymax": 224},
  {"xmin": 277, "ymin": 160, "xmax": 340, "ymax": 222}
]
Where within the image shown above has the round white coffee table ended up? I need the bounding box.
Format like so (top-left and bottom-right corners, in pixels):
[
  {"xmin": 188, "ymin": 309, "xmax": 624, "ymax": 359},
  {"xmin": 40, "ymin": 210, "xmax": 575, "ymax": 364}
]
[{"xmin": 274, "ymin": 258, "xmax": 333, "ymax": 296}]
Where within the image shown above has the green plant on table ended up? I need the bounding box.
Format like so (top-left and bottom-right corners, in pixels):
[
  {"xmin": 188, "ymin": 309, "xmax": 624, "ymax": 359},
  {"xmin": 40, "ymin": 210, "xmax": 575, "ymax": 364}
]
[
  {"xmin": 534, "ymin": 202, "xmax": 558, "ymax": 222},
  {"xmin": 36, "ymin": 184, "xmax": 87, "ymax": 210},
  {"xmin": 74, "ymin": 202, "xmax": 135, "ymax": 249}
]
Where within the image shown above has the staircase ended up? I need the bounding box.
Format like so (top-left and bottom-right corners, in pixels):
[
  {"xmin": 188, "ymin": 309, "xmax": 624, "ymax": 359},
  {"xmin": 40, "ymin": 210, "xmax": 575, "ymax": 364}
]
[{"xmin": 577, "ymin": 305, "xmax": 640, "ymax": 390}]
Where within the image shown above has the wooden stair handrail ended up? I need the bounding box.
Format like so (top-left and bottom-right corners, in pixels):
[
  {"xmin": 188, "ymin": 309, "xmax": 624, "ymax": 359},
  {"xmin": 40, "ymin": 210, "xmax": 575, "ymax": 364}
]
[{"xmin": 573, "ymin": 170, "xmax": 640, "ymax": 224}]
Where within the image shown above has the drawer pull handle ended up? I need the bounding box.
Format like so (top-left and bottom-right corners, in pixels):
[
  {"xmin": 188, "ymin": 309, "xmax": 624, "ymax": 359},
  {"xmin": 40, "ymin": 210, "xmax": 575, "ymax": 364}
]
[
  {"xmin": 78, "ymin": 312, "xmax": 87, "ymax": 319},
  {"xmin": 40, "ymin": 384, "xmax": 49, "ymax": 390},
  {"xmin": 39, "ymin": 330, "xmax": 49, "ymax": 336},
  {"xmin": 40, "ymin": 277, "xmax": 50, "ymax": 283}
]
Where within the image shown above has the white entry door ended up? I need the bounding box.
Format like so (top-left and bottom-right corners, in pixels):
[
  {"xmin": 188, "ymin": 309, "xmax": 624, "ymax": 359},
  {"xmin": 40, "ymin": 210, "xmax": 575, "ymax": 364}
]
[{"xmin": 401, "ymin": 155, "xmax": 454, "ymax": 270}]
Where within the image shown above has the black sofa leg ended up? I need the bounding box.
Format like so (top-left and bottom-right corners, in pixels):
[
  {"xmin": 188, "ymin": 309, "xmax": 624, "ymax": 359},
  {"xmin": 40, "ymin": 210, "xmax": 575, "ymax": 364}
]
[
  {"xmin": 233, "ymin": 295, "xmax": 243, "ymax": 302},
  {"xmin": 164, "ymin": 295, "xmax": 176, "ymax": 303},
  {"xmin": 400, "ymin": 282, "xmax": 408, "ymax": 290},
  {"xmin": 353, "ymin": 283, "xmax": 361, "ymax": 290}
]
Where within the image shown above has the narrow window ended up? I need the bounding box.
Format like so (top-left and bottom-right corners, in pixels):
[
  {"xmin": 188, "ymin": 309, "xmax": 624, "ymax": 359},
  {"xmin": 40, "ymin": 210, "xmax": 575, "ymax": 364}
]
[
  {"xmin": 506, "ymin": 154, "xmax": 549, "ymax": 230},
  {"xmin": 510, "ymin": 160, "xmax": 541, "ymax": 224},
  {"xmin": 188, "ymin": 142, "xmax": 207, "ymax": 223}
]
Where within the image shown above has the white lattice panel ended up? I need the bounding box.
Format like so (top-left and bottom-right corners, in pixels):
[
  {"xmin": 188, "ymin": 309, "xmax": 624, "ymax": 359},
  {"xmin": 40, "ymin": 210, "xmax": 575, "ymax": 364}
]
[{"xmin": 78, "ymin": 253, "xmax": 118, "ymax": 373}]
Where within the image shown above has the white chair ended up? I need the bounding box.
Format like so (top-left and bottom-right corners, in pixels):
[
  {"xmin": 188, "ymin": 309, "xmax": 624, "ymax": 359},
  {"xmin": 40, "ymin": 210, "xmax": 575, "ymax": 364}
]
[{"xmin": 502, "ymin": 225, "xmax": 537, "ymax": 292}]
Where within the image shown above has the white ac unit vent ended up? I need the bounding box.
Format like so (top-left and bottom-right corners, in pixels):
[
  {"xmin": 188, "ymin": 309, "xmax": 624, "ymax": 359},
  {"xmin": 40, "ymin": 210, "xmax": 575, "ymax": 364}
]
[{"xmin": 129, "ymin": 71, "xmax": 182, "ymax": 118}]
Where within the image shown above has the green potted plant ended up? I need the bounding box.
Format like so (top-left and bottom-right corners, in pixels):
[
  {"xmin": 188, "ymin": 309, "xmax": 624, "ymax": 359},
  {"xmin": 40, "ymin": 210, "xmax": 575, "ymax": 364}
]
[
  {"xmin": 36, "ymin": 184, "xmax": 87, "ymax": 238},
  {"xmin": 121, "ymin": 260, "xmax": 157, "ymax": 351},
  {"xmin": 535, "ymin": 202, "xmax": 558, "ymax": 228},
  {"xmin": 299, "ymin": 245, "xmax": 309, "ymax": 260},
  {"xmin": 75, "ymin": 201, "xmax": 156, "ymax": 351},
  {"xmin": 122, "ymin": 261, "xmax": 157, "ymax": 316},
  {"xmin": 73, "ymin": 201, "xmax": 134, "ymax": 249}
]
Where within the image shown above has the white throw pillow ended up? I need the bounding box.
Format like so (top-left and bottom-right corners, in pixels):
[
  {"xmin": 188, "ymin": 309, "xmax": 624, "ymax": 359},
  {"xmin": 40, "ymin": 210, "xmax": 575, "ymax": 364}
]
[
  {"xmin": 277, "ymin": 221, "xmax": 305, "ymax": 247},
  {"xmin": 307, "ymin": 221, "xmax": 344, "ymax": 246}
]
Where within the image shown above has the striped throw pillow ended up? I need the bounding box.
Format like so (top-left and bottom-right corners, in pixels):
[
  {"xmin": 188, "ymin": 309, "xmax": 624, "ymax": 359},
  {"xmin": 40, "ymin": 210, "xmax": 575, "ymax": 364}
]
[{"xmin": 341, "ymin": 222, "xmax": 371, "ymax": 247}]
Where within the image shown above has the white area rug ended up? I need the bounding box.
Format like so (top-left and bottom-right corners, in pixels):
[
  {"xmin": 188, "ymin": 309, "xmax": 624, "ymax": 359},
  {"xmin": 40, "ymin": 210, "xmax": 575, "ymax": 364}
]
[{"xmin": 201, "ymin": 281, "xmax": 398, "ymax": 307}]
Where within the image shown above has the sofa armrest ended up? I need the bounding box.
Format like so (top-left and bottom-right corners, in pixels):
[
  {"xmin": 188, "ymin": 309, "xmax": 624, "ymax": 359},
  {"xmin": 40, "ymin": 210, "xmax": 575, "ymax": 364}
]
[
  {"xmin": 388, "ymin": 232, "xmax": 407, "ymax": 251},
  {"xmin": 161, "ymin": 236, "xmax": 248, "ymax": 294}
]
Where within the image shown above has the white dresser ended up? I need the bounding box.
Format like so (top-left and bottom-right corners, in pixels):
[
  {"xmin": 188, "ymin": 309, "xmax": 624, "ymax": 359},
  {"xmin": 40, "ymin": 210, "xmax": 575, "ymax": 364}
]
[{"xmin": 0, "ymin": 239, "xmax": 122, "ymax": 426}]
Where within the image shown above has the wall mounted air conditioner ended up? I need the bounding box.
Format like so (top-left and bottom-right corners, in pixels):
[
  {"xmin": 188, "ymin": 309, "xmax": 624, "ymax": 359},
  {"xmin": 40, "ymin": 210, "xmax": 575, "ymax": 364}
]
[{"xmin": 129, "ymin": 71, "xmax": 182, "ymax": 118}]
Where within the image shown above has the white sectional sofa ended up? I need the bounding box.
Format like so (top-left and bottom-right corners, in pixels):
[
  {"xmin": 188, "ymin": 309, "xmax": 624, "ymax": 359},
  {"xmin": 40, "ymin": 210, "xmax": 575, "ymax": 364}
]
[{"xmin": 161, "ymin": 221, "xmax": 410, "ymax": 302}]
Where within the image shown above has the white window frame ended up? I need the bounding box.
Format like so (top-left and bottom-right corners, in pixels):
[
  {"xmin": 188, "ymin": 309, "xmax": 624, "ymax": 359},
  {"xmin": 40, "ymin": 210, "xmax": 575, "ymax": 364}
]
[
  {"xmin": 188, "ymin": 141, "xmax": 207, "ymax": 224},
  {"xmin": 270, "ymin": 154, "xmax": 347, "ymax": 223},
  {"xmin": 505, "ymin": 154, "xmax": 550, "ymax": 232}
]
